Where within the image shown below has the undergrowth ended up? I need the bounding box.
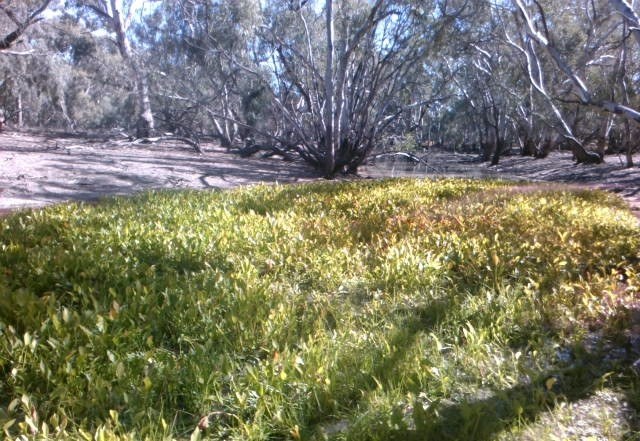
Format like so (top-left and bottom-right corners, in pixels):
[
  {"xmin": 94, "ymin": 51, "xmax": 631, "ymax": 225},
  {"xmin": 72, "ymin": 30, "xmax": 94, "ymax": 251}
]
[{"xmin": 0, "ymin": 179, "xmax": 638, "ymax": 440}]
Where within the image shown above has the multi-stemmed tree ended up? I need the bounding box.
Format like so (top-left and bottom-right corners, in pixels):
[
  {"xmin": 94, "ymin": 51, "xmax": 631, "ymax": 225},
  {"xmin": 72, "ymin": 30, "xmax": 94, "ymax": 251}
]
[{"xmin": 3, "ymin": 0, "xmax": 640, "ymax": 172}]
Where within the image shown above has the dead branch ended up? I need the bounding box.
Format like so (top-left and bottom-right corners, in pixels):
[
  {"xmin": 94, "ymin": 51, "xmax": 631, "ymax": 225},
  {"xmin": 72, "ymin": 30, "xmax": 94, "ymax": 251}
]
[
  {"xmin": 236, "ymin": 143, "xmax": 296, "ymax": 162},
  {"xmin": 130, "ymin": 136, "xmax": 202, "ymax": 154}
]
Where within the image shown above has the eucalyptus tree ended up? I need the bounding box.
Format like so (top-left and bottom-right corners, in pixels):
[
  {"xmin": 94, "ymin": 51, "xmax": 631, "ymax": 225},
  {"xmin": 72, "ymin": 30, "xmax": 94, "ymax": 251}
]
[
  {"xmin": 414, "ymin": 0, "xmax": 543, "ymax": 163},
  {"xmin": 145, "ymin": 0, "xmax": 458, "ymax": 175},
  {"xmin": 0, "ymin": 1, "xmax": 81, "ymax": 129},
  {"xmin": 509, "ymin": 0, "xmax": 640, "ymax": 165},
  {"xmin": 65, "ymin": 0, "xmax": 157, "ymax": 137},
  {"xmin": 0, "ymin": 0, "xmax": 51, "ymax": 127},
  {"xmin": 256, "ymin": 0, "xmax": 469, "ymax": 176},
  {"xmin": 147, "ymin": 0, "xmax": 263, "ymax": 146},
  {"xmin": 443, "ymin": 3, "xmax": 525, "ymax": 164},
  {"xmin": 50, "ymin": 15, "xmax": 136, "ymax": 129},
  {"xmin": 0, "ymin": 0, "xmax": 53, "ymax": 52}
]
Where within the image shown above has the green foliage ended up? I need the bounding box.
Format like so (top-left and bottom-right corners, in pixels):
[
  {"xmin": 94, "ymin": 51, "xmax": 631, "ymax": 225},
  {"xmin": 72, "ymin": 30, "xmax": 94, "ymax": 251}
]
[
  {"xmin": 394, "ymin": 134, "xmax": 421, "ymax": 153},
  {"xmin": 0, "ymin": 179, "xmax": 638, "ymax": 440}
]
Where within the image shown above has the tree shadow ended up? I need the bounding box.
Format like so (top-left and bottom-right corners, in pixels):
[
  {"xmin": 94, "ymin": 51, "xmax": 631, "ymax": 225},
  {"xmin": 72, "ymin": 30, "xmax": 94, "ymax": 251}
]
[
  {"xmin": 309, "ymin": 300, "xmax": 640, "ymax": 440},
  {"xmin": 1, "ymin": 134, "xmax": 321, "ymax": 209},
  {"xmin": 403, "ymin": 347, "xmax": 639, "ymax": 441}
]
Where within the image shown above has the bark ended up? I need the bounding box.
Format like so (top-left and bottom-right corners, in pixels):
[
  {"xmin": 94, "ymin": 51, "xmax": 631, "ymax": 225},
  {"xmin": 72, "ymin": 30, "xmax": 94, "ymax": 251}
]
[
  {"xmin": 17, "ymin": 91, "xmax": 23, "ymax": 128},
  {"xmin": 0, "ymin": 29, "xmax": 24, "ymax": 51},
  {"xmin": 134, "ymin": 71, "xmax": 154, "ymax": 138},
  {"xmin": 489, "ymin": 103, "xmax": 502, "ymax": 165},
  {"xmin": 536, "ymin": 137, "xmax": 553, "ymax": 159},
  {"xmin": 521, "ymin": 136, "xmax": 536, "ymax": 156},
  {"xmin": 572, "ymin": 141, "xmax": 604, "ymax": 163},
  {"xmin": 617, "ymin": 18, "xmax": 634, "ymax": 167},
  {"xmin": 213, "ymin": 85, "xmax": 238, "ymax": 149},
  {"xmin": 596, "ymin": 116, "xmax": 613, "ymax": 157},
  {"xmin": 490, "ymin": 136, "xmax": 502, "ymax": 166},
  {"xmin": 323, "ymin": 0, "xmax": 335, "ymax": 176},
  {"xmin": 212, "ymin": 118, "xmax": 233, "ymax": 149},
  {"xmin": 624, "ymin": 121, "xmax": 634, "ymax": 167}
]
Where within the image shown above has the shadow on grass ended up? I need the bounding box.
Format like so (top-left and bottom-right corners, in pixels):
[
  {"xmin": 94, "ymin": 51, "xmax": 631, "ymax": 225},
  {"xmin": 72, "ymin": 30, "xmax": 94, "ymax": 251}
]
[
  {"xmin": 401, "ymin": 357, "xmax": 629, "ymax": 441},
  {"xmin": 310, "ymin": 301, "xmax": 640, "ymax": 440}
]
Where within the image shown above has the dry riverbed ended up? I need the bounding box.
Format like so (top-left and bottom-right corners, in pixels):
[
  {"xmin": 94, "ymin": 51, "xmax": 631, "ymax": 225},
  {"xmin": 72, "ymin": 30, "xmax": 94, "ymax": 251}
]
[{"xmin": 1, "ymin": 130, "xmax": 639, "ymax": 217}]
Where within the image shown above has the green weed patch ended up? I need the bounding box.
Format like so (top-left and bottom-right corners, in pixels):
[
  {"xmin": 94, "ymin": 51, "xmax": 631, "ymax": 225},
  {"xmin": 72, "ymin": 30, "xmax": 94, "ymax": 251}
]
[{"xmin": 0, "ymin": 179, "xmax": 638, "ymax": 440}]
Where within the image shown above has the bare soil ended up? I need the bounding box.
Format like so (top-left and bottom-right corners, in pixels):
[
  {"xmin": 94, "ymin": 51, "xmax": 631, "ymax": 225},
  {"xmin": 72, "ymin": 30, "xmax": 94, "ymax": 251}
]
[
  {"xmin": 0, "ymin": 131, "xmax": 320, "ymax": 211},
  {"xmin": 1, "ymin": 131, "xmax": 639, "ymax": 218}
]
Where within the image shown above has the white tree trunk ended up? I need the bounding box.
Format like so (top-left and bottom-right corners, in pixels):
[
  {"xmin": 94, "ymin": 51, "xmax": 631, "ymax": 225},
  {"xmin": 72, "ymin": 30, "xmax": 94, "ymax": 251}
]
[
  {"xmin": 109, "ymin": 0, "xmax": 154, "ymax": 138},
  {"xmin": 17, "ymin": 91, "xmax": 23, "ymax": 128},
  {"xmin": 515, "ymin": 0, "xmax": 640, "ymax": 125},
  {"xmin": 323, "ymin": 0, "xmax": 335, "ymax": 175}
]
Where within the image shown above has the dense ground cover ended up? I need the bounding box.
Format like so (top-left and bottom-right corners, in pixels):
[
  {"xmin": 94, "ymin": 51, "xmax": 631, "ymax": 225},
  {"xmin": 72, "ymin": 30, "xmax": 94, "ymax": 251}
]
[{"xmin": 0, "ymin": 179, "xmax": 639, "ymax": 440}]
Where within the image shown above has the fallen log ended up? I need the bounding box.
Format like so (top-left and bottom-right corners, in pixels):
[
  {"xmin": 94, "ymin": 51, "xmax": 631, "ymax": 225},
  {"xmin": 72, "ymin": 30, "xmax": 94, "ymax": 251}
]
[
  {"xmin": 130, "ymin": 136, "xmax": 203, "ymax": 154},
  {"xmin": 369, "ymin": 151, "xmax": 428, "ymax": 164},
  {"xmin": 237, "ymin": 144, "xmax": 296, "ymax": 162}
]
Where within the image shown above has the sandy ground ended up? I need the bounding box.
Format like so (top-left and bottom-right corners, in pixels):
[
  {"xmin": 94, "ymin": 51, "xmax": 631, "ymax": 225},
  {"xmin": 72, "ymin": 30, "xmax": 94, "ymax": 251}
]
[
  {"xmin": 1, "ymin": 130, "xmax": 639, "ymax": 217},
  {"xmin": 0, "ymin": 131, "xmax": 319, "ymax": 212}
]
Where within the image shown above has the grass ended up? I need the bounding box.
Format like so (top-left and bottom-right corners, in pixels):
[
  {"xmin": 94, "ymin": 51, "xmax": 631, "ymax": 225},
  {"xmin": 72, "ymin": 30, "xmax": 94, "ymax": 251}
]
[{"xmin": 0, "ymin": 178, "xmax": 639, "ymax": 440}]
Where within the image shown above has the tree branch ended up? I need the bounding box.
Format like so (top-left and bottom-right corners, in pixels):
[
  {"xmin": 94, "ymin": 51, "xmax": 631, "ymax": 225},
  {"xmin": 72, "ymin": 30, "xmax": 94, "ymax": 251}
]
[
  {"xmin": 0, "ymin": 0, "xmax": 52, "ymax": 51},
  {"xmin": 0, "ymin": 5, "xmax": 23, "ymax": 26},
  {"xmin": 609, "ymin": 0, "xmax": 640, "ymax": 47},
  {"xmin": 83, "ymin": 3, "xmax": 113, "ymax": 21}
]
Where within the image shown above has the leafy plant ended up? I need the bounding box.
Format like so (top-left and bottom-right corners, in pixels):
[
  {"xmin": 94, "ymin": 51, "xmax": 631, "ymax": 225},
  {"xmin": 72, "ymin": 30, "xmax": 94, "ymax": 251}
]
[{"xmin": 0, "ymin": 179, "xmax": 638, "ymax": 440}]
